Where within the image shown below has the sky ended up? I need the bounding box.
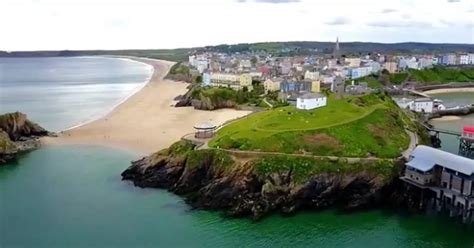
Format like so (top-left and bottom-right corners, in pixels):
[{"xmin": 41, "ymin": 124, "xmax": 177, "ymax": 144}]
[{"xmin": 1, "ymin": 0, "xmax": 473, "ymax": 51}]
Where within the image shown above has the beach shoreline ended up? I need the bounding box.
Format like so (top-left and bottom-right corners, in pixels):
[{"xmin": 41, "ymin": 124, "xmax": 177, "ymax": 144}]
[
  {"xmin": 63, "ymin": 56, "xmax": 156, "ymax": 131},
  {"xmin": 424, "ymin": 87, "xmax": 474, "ymax": 95},
  {"xmin": 41, "ymin": 57, "xmax": 252, "ymax": 155}
]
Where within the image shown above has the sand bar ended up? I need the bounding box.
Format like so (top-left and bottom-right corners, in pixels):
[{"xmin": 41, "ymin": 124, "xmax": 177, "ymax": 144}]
[
  {"xmin": 42, "ymin": 58, "xmax": 251, "ymax": 155},
  {"xmin": 424, "ymin": 87, "xmax": 474, "ymax": 95},
  {"xmin": 430, "ymin": 116, "xmax": 462, "ymax": 122}
]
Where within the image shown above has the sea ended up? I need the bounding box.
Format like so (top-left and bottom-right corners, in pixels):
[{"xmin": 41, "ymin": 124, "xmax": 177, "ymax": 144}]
[{"xmin": 0, "ymin": 57, "xmax": 473, "ymax": 248}]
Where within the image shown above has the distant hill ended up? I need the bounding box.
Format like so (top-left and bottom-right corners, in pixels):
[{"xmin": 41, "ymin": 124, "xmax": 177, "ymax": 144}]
[{"xmin": 1, "ymin": 41, "xmax": 473, "ymax": 62}]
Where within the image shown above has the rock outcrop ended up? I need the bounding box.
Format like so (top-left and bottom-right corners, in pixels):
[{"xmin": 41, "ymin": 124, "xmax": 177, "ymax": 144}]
[
  {"xmin": 175, "ymin": 85, "xmax": 238, "ymax": 110},
  {"xmin": 0, "ymin": 112, "xmax": 50, "ymax": 164},
  {"xmin": 122, "ymin": 141, "xmax": 408, "ymax": 220}
]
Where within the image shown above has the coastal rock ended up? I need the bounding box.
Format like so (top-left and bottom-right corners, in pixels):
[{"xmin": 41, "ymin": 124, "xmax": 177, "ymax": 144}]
[
  {"xmin": 174, "ymin": 85, "xmax": 238, "ymax": 110},
  {"xmin": 0, "ymin": 112, "xmax": 49, "ymax": 141},
  {"xmin": 122, "ymin": 142, "xmax": 404, "ymax": 220},
  {"xmin": 0, "ymin": 112, "xmax": 50, "ymax": 165},
  {"xmin": 0, "ymin": 130, "xmax": 18, "ymax": 164}
]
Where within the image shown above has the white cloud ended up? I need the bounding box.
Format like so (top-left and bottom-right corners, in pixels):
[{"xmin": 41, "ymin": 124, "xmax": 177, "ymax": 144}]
[{"xmin": 0, "ymin": 0, "xmax": 472, "ymax": 51}]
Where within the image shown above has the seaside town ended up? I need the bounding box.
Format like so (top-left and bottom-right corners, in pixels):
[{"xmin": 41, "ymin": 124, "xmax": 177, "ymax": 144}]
[
  {"xmin": 3, "ymin": 0, "xmax": 474, "ymax": 246},
  {"xmin": 173, "ymin": 39, "xmax": 474, "ymax": 224},
  {"xmin": 183, "ymin": 38, "xmax": 474, "ymax": 112}
]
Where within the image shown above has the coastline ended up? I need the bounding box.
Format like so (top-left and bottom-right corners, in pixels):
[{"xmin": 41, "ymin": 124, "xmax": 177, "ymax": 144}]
[
  {"xmin": 63, "ymin": 56, "xmax": 156, "ymax": 131},
  {"xmin": 424, "ymin": 87, "xmax": 474, "ymax": 95},
  {"xmin": 41, "ymin": 57, "xmax": 252, "ymax": 155}
]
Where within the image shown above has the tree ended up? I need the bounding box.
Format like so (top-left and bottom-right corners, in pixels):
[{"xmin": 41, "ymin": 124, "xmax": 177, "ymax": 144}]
[
  {"xmin": 250, "ymin": 56, "xmax": 258, "ymax": 66},
  {"xmin": 195, "ymin": 75, "xmax": 202, "ymax": 84}
]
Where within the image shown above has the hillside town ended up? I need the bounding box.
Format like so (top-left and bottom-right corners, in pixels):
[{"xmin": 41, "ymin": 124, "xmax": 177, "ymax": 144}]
[{"xmin": 185, "ymin": 38, "xmax": 474, "ymax": 111}]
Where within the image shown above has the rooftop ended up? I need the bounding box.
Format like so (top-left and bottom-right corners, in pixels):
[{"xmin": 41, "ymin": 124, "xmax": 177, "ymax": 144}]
[
  {"xmin": 406, "ymin": 145, "xmax": 474, "ymax": 175},
  {"xmin": 297, "ymin": 92, "xmax": 326, "ymax": 99},
  {"xmin": 194, "ymin": 121, "xmax": 217, "ymax": 130}
]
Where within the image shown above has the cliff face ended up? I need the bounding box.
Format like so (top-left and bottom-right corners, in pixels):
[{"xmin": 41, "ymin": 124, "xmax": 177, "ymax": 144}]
[
  {"xmin": 175, "ymin": 86, "xmax": 239, "ymax": 111},
  {"xmin": 0, "ymin": 112, "xmax": 48, "ymax": 141},
  {"xmin": 0, "ymin": 112, "xmax": 50, "ymax": 164},
  {"xmin": 122, "ymin": 142, "xmax": 407, "ymax": 220}
]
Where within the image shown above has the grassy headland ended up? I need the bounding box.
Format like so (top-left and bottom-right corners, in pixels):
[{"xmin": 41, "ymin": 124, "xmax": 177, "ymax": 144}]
[
  {"xmin": 352, "ymin": 67, "xmax": 474, "ymax": 88},
  {"xmin": 209, "ymin": 93, "xmax": 411, "ymax": 158}
]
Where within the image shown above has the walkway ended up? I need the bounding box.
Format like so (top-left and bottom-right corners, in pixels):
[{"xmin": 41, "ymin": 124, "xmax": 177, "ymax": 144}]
[
  {"xmin": 404, "ymin": 89, "xmax": 431, "ymax": 98},
  {"xmin": 402, "ymin": 130, "xmax": 418, "ymax": 159}
]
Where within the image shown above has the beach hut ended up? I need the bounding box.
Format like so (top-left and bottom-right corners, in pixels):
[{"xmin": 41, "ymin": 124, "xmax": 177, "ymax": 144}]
[{"xmin": 194, "ymin": 122, "xmax": 216, "ymax": 139}]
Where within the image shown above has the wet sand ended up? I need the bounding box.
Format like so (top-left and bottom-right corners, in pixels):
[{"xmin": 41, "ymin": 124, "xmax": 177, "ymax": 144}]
[{"xmin": 424, "ymin": 87, "xmax": 474, "ymax": 95}]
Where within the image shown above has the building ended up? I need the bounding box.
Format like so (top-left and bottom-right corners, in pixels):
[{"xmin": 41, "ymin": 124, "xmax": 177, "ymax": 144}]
[
  {"xmin": 459, "ymin": 54, "xmax": 470, "ymax": 65},
  {"xmin": 296, "ymin": 93, "xmax": 327, "ymax": 110},
  {"xmin": 194, "ymin": 122, "xmax": 216, "ymax": 139},
  {"xmin": 280, "ymin": 80, "xmax": 312, "ymax": 93},
  {"xmin": 202, "ymin": 72, "xmax": 211, "ymax": 86},
  {"xmin": 349, "ymin": 67, "xmax": 372, "ymax": 79},
  {"xmin": 195, "ymin": 59, "xmax": 209, "ymax": 73},
  {"xmin": 447, "ymin": 54, "xmax": 457, "ymax": 65},
  {"xmin": 384, "ymin": 62, "xmax": 398, "ymax": 73},
  {"xmin": 240, "ymin": 60, "xmax": 252, "ymax": 69},
  {"xmin": 395, "ymin": 98, "xmax": 434, "ymax": 113},
  {"xmin": 345, "ymin": 58, "xmax": 361, "ymax": 67},
  {"xmin": 263, "ymin": 79, "xmax": 282, "ymax": 93},
  {"xmin": 311, "ymin": 81, "xmax": 321, "ymax": 93},
  {"xmin": 399, "ymin": 57, "xmax": 418, "ymax": 70},
  {"xmin": 469, "ymin": 54, "xmax": 474, "ymax": 65},
  {"xmin": 239, "ymin": 74, "xmax": 253, "ymax": 90},
  {"xmin": 209, "ymin": 73, "xmax": 253, "ymax": 90},
  {"xmin": 402, "ymin": 145, "xmax": 474, "ymax": 223},
  {"xmin": 413, "ymin": 98, "xmax": 434, "ymax": 113},
  {"xmin": 304, "ymin": 71, "xmax": 320, "ymax": 81},
  {"xmin": 418, "ymin": 58, "xmax": 433, "ymax": 69}
]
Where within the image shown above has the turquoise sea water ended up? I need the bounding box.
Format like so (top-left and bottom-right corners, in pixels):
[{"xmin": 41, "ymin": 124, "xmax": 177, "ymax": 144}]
[
  {"xmin": 430, "ymin": 92, "xmax": 474, "ymax": 154},
  {"xmin": 1, "ymin": 145, "xmax": 473, "ymax": 248},
  {"xmin": 0, "ymin": 57, "xmax": 473, "ymax": 247}
]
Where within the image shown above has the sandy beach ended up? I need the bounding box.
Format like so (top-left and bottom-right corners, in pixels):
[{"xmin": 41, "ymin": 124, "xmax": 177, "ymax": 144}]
[
  {"xmin": 424, "ymin": 87, "xmax": 474, "ymax": 95},
  {"xmin": 430, "ymin": 116, "xmax": 462, "ymax": 121},
  {"xmin": 42, "ymin": 58, "xmax": 251, "ymax": 155}
]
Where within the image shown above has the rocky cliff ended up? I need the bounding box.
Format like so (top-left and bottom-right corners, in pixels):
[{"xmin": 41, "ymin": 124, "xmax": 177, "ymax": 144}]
[
  {"xmin": 175, "ymin": 86, "xmax": 239, "ymax": 111},
  {"xmin": 0, "ymin": 112, "xmax": 50, "ymax": 164},
  {"xmin": 122, "ymin": 141, "xmax": 413, "ymax": 220}
]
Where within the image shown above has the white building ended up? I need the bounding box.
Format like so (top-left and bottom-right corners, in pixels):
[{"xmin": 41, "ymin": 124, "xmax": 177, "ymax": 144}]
[
  {"xmin": 469, "ymin": 54, "xmax": 474, "ymax": 64},
  {"xmin": 296, "ymin": 93, "xmax": 327, "ymax": 110},
  {"xmin": 418, "ymin": 58, "xmax": 433, "ymax": 69},
  {"xmin": 304, "ymin": 71, "xmax": 320, "ymax": 81},
  {"xmin": 413, "ymin": 98, "xmax": 434, "ymax": 113},
  {"xmin": 396, "ymin": 98, "xmax": 434, "ymax": 113},
  {"xmin": 195, "ymin": 59, "xmax": 209, "ymax": 74},
  {"xmin": 459, "ymin": 54, "xmax": 470, "ymax": 65}
]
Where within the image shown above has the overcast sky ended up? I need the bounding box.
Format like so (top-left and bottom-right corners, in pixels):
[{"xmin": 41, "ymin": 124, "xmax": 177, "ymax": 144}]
[{"xmin": 1, "ymin": 0, "xmax": 473, "ymax": 51}]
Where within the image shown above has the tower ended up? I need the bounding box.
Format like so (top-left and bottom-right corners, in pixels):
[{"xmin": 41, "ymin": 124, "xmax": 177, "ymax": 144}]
[{"xmin": 334, "ymin": 36, "xmax": 340, "ymax": 59}]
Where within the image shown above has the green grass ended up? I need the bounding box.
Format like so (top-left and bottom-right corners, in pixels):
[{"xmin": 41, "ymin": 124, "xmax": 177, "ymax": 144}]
[
  {"xmin": 253, "ymin": 155, "xmax": 395, "ymax": 183},
  {"xmin": 186, "ymin": 149, "xmax": 234, "ymax": 171},
  {"xmin": 408, "ymin": 67, "xmax": 474, "ymax": 84},
  {"xmin": 209, "ymin": 93, "xmax": 410, "ymax": 158},
  {"xmin": 390, "ymin": 73, "xmax": 409, "ymax": 84},
  {"xmin": 350, "ymin": 76, "xmax": 384, "ymax": 89}
]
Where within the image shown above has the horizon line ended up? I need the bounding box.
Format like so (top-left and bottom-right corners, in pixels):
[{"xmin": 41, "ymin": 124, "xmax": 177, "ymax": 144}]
[{"xmin": 2, "ymin": 40, "xmax": 474, "ymax": 53}]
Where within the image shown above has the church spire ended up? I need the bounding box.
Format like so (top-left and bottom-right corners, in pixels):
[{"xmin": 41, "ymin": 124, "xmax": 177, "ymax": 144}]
[{"xmin": 334, "ymin": 36, "xmax": 341, "ymax": 62}]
